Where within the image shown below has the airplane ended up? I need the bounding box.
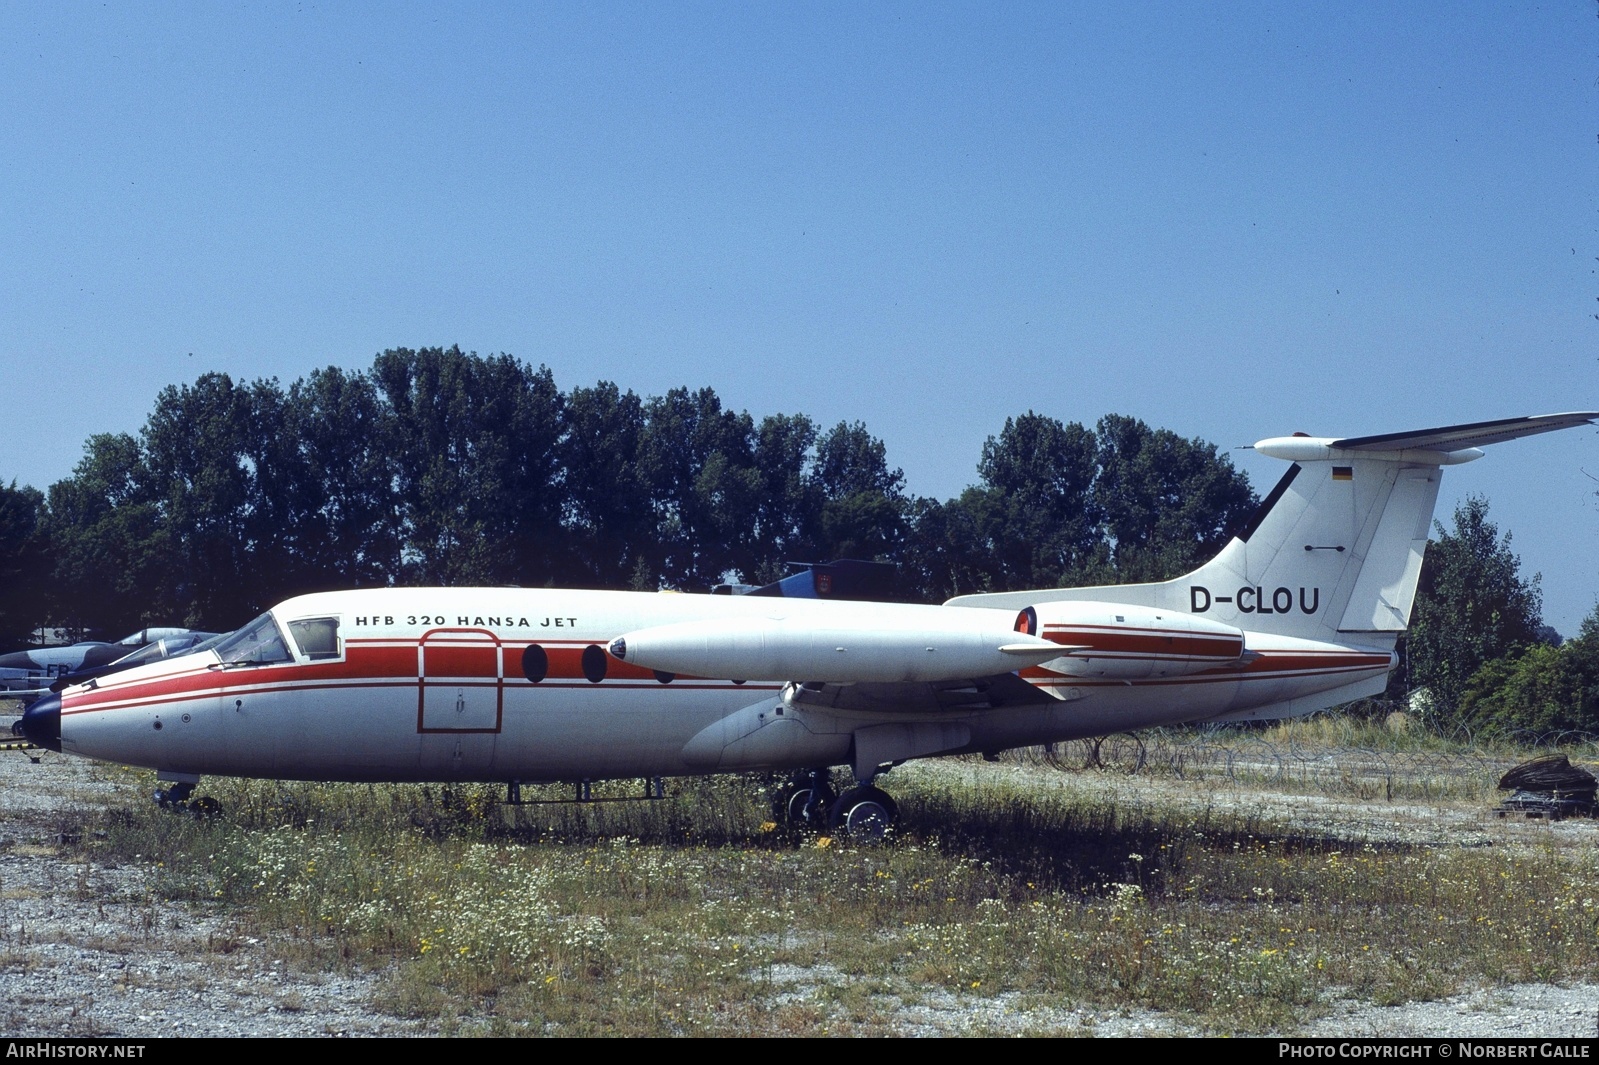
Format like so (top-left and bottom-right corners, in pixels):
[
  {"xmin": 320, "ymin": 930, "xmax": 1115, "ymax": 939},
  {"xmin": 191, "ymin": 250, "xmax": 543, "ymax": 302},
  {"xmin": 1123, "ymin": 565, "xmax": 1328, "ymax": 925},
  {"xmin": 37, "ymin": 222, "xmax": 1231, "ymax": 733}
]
[
  {"xmin": 0, "ymin": 628, "xmax": 209, "ymax": 699},
  {"xmin": 12, "ymin": 413, "xmax": 1597, "ymax": 838},
  {"xmin": 44, "ymin": 630, "xmax": 226, "ymax": 694},
  {"xmin": 713, "ymin": 558, "xmax": 898, "ymax": 600}
]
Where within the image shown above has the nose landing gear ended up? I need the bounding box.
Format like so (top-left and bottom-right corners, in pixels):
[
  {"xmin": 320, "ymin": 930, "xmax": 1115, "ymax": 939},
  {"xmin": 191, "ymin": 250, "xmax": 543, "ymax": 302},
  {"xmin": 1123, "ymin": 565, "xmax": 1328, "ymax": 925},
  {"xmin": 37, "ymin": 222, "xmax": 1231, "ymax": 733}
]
[
  {"xmin": 153, "ymin": 778, "xmax": 220, "ymax": 816},
  {"xmin": 153, "ymin": 780, "xmax": 195, "ymax": 808}
]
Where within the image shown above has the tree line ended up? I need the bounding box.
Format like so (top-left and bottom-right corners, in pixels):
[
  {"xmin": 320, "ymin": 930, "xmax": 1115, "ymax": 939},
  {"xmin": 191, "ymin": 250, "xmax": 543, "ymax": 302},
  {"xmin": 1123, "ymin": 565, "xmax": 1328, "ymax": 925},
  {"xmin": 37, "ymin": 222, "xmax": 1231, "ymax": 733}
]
[{"xmin": 0, "ymin": 346, "xmax": 1257, "ymax": 642}]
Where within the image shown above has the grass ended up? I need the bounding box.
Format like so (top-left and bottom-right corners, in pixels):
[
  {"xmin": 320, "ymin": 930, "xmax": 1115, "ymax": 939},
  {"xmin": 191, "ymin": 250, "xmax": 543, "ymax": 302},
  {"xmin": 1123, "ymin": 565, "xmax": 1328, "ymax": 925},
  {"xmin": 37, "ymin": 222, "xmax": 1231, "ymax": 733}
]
[
  {"xmin": 1002, "ymin": 717, "xmax": 1576, "ymax": 803},
  {"xmin": 57, "ymin": 730, "xmax": 1599, "ymax": 1036}
]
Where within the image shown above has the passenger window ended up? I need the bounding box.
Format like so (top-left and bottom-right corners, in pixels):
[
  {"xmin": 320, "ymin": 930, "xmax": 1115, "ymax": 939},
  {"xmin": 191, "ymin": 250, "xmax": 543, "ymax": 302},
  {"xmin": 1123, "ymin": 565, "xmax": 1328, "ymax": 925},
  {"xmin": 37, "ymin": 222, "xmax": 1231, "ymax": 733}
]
[{"xmin": 288, "ymin": 617, "xmax": 341, "ymax": 660}]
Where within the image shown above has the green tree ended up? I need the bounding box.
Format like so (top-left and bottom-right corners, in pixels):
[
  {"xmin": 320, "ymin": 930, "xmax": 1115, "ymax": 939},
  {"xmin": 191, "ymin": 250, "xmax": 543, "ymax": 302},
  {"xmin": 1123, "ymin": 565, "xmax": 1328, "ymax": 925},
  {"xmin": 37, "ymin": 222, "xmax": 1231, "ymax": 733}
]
[
  {"xmin": 35, "ymin": 352, "xmax": 1269, "ymax": 631},
  {"xmin": 43, "ymin": 433, "xmax": 179, "ymax": 634},
  {"xmin": 0, "ymin": 480, "xmax": 48, "ymax": 645},
  {"xmin": 637, "ymin": 387, "xmax": 763, "ymax": 590},
  {"xmin": 899, "ymin": 493, "xmax": 992, "ymax": 602},
  {"xmin": 138, "ymin": 373, "xmax": 290, "ymax": 628},
  {"xmin": 1403, "ymin": 496, "xmax": 1543, "ymax": 727},
  {"xmin": 1093, "ymin": 414, "xmax": 1257, "ymax": 582},
  {"xmin": 745, "ymin": 412, "xmax": 820, "ymax": 583},
  {"xmin": 282, "ymin": 366, "xmax": 404, "ymax": 590},
  {"xmin": 967, "ymin": 413, "xmax": 1106, "ymax": 591},
  {"xmin": 373, "ymin": 347, "xmax": 567, "ymax": 587},
  {"xmin": 809, "ymin": 421, "xmax": 909, "ymax": 565},
  {"xmin": 561, "ymin": 381, "xmax": 654, "ymax": 589},
  {"xmin": 899, "ymin": 412, "xmax": 1255, "ymax": 601},
  {"xmin": 1457, "ymin": 641, "xmax": 1599, "ymax": 739}
]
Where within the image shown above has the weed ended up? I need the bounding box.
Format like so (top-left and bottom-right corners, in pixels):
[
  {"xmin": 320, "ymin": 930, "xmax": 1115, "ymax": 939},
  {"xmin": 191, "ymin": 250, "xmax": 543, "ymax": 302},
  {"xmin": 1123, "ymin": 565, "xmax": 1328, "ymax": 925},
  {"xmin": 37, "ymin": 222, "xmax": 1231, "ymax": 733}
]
[{"xmin": 57, "ymin": 735, "xmax": 1599, "ymax": 1035}]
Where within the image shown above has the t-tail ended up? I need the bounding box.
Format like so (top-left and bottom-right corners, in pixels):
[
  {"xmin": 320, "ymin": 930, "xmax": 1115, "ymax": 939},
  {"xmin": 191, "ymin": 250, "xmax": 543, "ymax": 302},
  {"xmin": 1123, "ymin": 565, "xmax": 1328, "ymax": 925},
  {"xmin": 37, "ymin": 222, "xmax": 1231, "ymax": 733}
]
[{"xmin": 950, "ymin": 413, "xmax": 1598, "ymax": 647}]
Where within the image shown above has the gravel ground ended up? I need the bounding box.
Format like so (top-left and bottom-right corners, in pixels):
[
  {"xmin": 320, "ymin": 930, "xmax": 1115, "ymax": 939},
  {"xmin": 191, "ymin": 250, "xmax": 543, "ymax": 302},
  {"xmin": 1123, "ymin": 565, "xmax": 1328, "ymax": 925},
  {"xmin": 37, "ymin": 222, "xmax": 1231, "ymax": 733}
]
[
  {"xmin": 2, "ymin": 726, "xmax": 1596, "ymax": 1038},
  {"xmin": 0, "ymin": 735, "xmax": 432, "ymax": 1037},
  {"xmin": 889, "ymin": 983, "xmax": 1599, "ymax": 1037}
]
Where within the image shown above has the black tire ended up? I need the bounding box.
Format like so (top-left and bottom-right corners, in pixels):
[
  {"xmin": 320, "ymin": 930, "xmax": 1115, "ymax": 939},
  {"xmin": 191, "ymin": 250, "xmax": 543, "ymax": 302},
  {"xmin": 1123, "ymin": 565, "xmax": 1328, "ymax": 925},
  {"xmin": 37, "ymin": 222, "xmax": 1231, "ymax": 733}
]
[
  {"xmin": 829, "ymin": 785, "xmax": 898, "ymax": 841},
  {"xmin": 785, "ymin": 784, "xmax": 835, "ymax": 827}
]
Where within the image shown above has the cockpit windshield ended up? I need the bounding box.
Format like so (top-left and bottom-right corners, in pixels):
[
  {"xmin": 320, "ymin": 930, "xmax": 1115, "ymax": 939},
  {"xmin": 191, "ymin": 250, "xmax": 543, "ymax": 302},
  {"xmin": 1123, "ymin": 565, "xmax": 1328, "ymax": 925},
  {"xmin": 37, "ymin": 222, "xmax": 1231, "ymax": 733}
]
[{"xmin": 211, "ymin": 613, "xmax": 293, "ymax": 666}]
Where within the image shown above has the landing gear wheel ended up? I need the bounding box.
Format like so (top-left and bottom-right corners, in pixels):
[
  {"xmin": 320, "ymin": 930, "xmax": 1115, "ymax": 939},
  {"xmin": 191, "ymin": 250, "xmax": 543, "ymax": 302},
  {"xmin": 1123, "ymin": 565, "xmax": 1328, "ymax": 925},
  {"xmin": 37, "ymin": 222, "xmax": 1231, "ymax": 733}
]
[
  {"xmin": 153, "ymin": 781, "xmax": 195, "ymax": 810},
  {"xmin": 785, "ymin": 784, "xmax": 836, "ymax": 827},
  {"xmin": 829, "ymin": 786, "xmax": 898, "ymax": 843}
]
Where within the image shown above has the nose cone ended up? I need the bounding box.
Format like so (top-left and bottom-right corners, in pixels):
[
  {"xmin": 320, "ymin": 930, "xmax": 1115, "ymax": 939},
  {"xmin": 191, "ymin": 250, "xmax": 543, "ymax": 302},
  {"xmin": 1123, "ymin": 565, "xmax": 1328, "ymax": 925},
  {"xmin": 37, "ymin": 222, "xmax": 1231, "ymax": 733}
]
[
  {"xmin": 14, "ymin": 693, "xmax": 61, "ymax": 751},
  {"xmin": 0, "ymin": 651, "xmax": 39, "ymax": 670}
]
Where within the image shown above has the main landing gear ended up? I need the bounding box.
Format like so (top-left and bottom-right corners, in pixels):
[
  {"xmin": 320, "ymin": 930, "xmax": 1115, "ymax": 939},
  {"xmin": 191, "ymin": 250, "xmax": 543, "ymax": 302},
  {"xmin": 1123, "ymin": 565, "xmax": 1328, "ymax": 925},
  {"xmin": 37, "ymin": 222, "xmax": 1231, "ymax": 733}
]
[
  {"xmin": 775, "ymin": 769, "xmax": 899, "ymax": 843},
  {"xmin": 832, "ymin": 784, "xmax": 897, "ymax": 842}
]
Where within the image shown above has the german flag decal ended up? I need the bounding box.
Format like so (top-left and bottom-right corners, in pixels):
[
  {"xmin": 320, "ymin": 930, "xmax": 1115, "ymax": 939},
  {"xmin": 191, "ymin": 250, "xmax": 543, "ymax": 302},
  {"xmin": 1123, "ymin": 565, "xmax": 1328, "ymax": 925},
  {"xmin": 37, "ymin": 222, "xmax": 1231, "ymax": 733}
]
[{"xmin": 1332, "ymin": 466, "xmax": 1353, "ymax": 481}]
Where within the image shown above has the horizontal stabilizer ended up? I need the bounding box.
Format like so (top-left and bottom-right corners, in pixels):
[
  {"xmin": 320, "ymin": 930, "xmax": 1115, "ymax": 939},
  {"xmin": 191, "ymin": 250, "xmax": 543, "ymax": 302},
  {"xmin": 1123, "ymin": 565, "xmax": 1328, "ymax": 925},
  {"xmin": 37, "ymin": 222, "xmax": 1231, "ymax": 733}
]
[{"xmin": 1332, "ymin": 412, "xmax": 1598, "ymax": 453}]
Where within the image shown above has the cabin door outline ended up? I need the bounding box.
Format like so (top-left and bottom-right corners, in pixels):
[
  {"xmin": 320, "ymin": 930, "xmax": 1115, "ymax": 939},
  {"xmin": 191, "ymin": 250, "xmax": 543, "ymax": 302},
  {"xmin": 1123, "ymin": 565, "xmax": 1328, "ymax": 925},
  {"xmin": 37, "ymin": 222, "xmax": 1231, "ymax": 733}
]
[{"xmin": 417, "ymin": 628, "xmax": 504, "ymax": 733}]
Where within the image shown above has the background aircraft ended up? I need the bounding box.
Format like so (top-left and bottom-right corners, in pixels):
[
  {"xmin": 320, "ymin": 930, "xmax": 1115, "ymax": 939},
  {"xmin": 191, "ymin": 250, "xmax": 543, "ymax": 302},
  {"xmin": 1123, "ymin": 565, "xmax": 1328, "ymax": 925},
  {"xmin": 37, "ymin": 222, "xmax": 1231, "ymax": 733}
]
[
  {"xmin": 713, "ymin": 558, "xmax": 899, "ymax": 600},
  {"xmin": 45, "ymin": 631, "xmax": 225, "ymax": 694},
  {"xmin": 14, "ymin": 414, "xmax": 1595, "ymax": 838},
  {"xmin": 0, "ymin": 628, "xmax": 205, "ymax": 698}
]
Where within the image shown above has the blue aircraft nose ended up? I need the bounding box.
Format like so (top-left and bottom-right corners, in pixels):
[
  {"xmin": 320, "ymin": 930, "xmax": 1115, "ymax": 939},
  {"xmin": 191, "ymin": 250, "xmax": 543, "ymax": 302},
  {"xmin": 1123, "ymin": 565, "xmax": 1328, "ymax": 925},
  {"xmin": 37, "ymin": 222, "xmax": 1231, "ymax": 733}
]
[{"xmin": 14, "ymin": 692, "xmax": 61, "ymax": 751}]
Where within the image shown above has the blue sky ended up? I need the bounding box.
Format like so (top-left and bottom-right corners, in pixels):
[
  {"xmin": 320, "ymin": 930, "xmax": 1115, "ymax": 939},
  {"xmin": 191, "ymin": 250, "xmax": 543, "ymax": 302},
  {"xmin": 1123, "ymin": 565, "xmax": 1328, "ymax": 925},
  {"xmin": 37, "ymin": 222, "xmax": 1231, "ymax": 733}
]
[{"xmin": 2, "ymin": 3, "xmax": 1595, "ymax": 631}]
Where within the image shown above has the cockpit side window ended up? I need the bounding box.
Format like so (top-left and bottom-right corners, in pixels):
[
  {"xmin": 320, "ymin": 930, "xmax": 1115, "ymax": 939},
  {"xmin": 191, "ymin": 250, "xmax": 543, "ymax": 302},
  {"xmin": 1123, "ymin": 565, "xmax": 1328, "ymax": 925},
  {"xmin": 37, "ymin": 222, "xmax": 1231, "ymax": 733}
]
[
  {"xmin": 287, "ymin": 617, "xmax": 341, "ymax": 660},
  {"xmin": 212, "ymin": 613, "xmax": 294, "ymax": 666}
]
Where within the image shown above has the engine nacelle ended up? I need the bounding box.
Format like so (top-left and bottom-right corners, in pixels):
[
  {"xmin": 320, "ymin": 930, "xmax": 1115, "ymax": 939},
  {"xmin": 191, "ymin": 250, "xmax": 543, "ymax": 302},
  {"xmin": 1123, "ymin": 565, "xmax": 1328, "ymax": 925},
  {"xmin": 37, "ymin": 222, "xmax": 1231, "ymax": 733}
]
[
  {"xmin": 610, "ymin": 607, "xmax": 1062, "ymax": 684},
  {"xmin": 1015, "ymin": 600, "xmax": 1246, "ymax": 679}
]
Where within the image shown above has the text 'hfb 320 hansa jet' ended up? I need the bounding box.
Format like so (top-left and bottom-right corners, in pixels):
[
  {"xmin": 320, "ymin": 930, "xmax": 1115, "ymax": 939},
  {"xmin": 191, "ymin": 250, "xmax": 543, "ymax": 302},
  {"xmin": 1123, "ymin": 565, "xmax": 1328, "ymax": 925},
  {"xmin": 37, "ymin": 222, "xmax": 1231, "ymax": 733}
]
[{"xmin": 14, "ymin": 413, "xmax": 1596, "ymax": 838}]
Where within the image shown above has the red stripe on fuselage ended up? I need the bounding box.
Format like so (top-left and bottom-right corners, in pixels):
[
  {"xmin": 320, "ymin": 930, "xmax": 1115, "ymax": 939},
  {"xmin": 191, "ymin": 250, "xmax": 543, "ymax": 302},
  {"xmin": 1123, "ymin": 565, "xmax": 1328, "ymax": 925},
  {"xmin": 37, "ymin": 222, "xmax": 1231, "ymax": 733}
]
[
  {"xmin": 62, "ymin": 676, "xmax": 783, "ymax": 717},
  {"xmin": 59, "ymin": 634, "xmax": 774, "ymax": 718},
  {"xmin": 1040, "ymin": 624, "xmax": 1244, "ymax": 660}
]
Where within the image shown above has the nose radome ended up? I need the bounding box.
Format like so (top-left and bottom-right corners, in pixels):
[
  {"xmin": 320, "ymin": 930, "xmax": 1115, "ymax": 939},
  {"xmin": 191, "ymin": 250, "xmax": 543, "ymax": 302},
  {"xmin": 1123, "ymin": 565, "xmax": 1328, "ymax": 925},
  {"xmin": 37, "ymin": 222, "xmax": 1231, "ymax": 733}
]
[{"xmin": 14, "ymin": 692, "xmax": 61, "ymax": 751}]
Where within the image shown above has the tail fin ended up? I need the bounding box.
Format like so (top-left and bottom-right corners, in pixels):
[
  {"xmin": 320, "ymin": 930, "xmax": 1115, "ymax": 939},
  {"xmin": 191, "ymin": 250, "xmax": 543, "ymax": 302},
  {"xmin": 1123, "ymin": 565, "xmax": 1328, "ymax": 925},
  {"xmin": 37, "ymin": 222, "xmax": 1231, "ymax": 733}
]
[{"xmin": 949, "ymin": 413, "xmax": 1597, "ymax": 642}]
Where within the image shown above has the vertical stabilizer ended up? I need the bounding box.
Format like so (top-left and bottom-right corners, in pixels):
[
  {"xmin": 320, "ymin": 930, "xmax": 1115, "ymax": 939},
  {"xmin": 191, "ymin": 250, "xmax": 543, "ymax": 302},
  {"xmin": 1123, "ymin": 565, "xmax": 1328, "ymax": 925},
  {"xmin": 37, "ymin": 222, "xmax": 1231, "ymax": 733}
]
[
  {"xmin": 948, "ymin": 413, "xmax": 1597, "ymax": 644},
  {"xmin": 1170, "ymin": 456, "xmax": 1441, "ymax": 640}
]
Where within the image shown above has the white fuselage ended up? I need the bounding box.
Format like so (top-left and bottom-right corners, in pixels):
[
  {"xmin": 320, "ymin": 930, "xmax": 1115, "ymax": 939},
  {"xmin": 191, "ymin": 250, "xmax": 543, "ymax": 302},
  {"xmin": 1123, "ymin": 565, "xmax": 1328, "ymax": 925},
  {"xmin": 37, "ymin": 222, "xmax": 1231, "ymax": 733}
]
[{"xmin": 52, "ymin": 586, "xmax": 1394, "ymax": 784}]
